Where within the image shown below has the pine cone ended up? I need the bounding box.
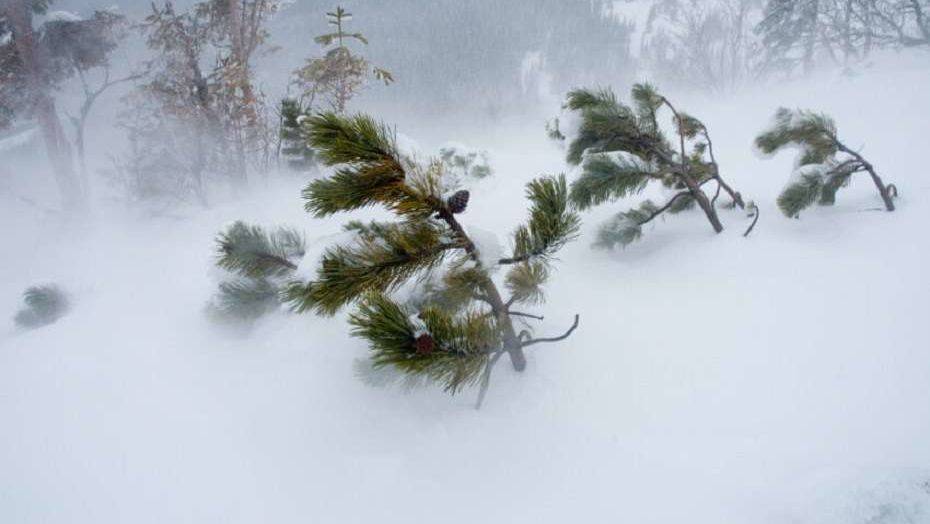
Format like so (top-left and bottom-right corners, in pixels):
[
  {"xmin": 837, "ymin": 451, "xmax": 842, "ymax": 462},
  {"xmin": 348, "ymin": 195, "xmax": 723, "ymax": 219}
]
[
  {"xmin": 447, "ymin": 190, "xmax": 470, "ymax": 214},
  {"xmin": 415, "ymin": 333, "xmax": 435, "ymax": 355}
]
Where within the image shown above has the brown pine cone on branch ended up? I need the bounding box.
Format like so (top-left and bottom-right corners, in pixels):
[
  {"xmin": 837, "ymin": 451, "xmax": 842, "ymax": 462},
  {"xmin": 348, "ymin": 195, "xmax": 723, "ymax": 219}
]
[
  {"xmin": 415, "ymin": 333, "xmax": 435, "ymax": 355},
  {"xmin": 447, "ymin": 190, "xmax": 470, "ymax": 214}
]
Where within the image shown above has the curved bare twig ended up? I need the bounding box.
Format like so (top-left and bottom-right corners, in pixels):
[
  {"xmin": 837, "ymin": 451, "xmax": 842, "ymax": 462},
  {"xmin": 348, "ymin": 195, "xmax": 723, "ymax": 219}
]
[{"xmin": 520, "ymin": 315, "xmax": 580, "ymax": 349}]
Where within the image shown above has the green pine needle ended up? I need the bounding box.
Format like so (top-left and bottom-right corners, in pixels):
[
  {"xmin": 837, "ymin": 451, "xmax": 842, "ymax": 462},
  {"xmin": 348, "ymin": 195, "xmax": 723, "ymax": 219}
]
[
  {"xmin": 212, "ymin": 278, "xmax": 280, "ymax": 321},
  {"xmin": 349, "ymin": 294, "xmax": 496, "ymax": 394},
  {"xmin": 508, "ymin": 174, "xmax": 581, "ymax": 263},
  {"xmin": 674, "ymin": 112, "xmax": 705, "ymax": 140},
  {"xmin": 216, "ymin": 221, "xmax": 304, "ymax": 279},
  {"xmin": 595, "ymin": 200, "xmax": 661, "ymax": 249},
  {"xmin": 286, "ymin": 220, "xmax": 457, "ymax": 315},
  {"xmin": 569, "ymin": 154, "xmax": 653, "ymax": 209},
  {"xmin": 755, "ymin": 107, "xmax": 838, "ymax": 165},
  {"xmin": 303, "ymin": 112, "xmax": 438, "ymax": 218},
  {"xmin": 630, "ymin": 82, "xmax": 663, "ymax": 124},
  {"xmin": 413, "ymin": 264, "xmax": 487, "ymax": 313},
  {"xmin": 777, "ymin": 173, "xmax": 823, "ymax": 218},
  {"xmin": 819, "ymin": 170, "xmax": 853, "ymax": 206},
  {"xmin": 564, "ymin": 87, "xmax": 617, "ymax": 111},
  {"xmin": 505, "ymin": 261, "xmax": 549, "ymax": 306},
  {"xmin": 306, "ymin": 112, "xmax": 398, "ymax": 167}
]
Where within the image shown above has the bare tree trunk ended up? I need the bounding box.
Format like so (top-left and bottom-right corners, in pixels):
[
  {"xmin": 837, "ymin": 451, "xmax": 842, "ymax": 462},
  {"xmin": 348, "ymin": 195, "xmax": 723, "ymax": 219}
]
[
  {"xmin": 662, "ymin": 97, "xmax": 726, "ymax": 234},
  {"xmin": 911, "ymin": 0, "xmax": 930, "ymax": 44},
  {"xmin": 6, "ymin": 0, "xmax": 83, "ymax": 212},
  {"xmin": 227, "ymin": 0, "xmax": 257, "ymax": 187},
  {"xmin": 803, "ymin": 0, "xmax": 821, "ymax": 74},
  {"xmin": 69, "ymin": 70, "xmax": 144, "ymax": 199},
  {"xmin": 480, "ymin": 278, "xmax": 527, "ymax": 371},
  {"xmin": 686, "ymin": 178, "xmax": 726, "ymax": 233},
  {"xmin": 843, "ymin": 0, "xmax": 854, "ymax": 66},
  {"xmin": 863, "ymin": 0, "xmax": 874, "ymax": 55}
]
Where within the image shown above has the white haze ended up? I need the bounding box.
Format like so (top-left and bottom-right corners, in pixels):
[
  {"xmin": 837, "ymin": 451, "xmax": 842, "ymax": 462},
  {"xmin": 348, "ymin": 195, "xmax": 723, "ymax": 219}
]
[{"xmin": 2, "ymin": 2, "xmax": 930, "ymax": 523}]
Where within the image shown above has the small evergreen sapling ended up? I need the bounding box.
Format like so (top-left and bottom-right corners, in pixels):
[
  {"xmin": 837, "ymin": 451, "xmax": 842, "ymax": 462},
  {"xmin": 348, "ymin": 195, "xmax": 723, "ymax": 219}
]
[
  {"xmin": 286, "ymin": 112, "xmax": 581, "ymax": 407},
  {"xmin": 293, "ymin": 6, "xmax": 393, "ymax": 114},
  {"xmin": 556, "ymin": 84, "xmax": 752, "ymax": 248},
  {"xmin": 278, "ymin": 98, "xmax": 315, "ymax": 171},
  {"xmin": 14, "ymin": 285, "xmax": 70, "ymax": 329},
  {"xmin": 755, "ymin": 107, "xmax": 897, "ymax": 217},
  {"xmin": 210, "ymin": 221, "xmax": 305, "ymax": 322}
]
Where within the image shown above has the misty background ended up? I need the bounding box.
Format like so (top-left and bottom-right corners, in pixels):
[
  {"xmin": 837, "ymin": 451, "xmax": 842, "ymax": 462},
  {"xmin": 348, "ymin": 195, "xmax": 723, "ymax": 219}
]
[{"xmin": 7, "ymin": 0, "xmax": 923, "ymax": 212}]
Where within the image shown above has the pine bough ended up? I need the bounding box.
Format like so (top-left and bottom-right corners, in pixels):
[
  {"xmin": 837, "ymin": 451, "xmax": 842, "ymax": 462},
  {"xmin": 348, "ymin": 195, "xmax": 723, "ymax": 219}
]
[
  {"xmin": 285, "ymin": 112, "xmax": 581, "ymax": 407},
  {"xmin": 210, "ymin": 221, "xmax": 305, "ymax": 323}
]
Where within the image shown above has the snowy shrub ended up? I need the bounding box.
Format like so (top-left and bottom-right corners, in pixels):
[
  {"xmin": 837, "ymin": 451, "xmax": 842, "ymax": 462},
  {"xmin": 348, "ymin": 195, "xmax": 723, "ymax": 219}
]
[
  {"xmin": 14, "ymin": 285, "xmax": 70, "ymax": 329},
  {"xmin": 438, "ymin": 144, "xmax": 493, "ymax": 182}
]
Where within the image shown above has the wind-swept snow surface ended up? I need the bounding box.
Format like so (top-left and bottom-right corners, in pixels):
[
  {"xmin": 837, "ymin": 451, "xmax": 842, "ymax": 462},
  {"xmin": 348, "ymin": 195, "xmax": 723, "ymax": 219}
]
[{"xmin": 2, "ymin": 58, "xmax": 930, "ymax": 524}]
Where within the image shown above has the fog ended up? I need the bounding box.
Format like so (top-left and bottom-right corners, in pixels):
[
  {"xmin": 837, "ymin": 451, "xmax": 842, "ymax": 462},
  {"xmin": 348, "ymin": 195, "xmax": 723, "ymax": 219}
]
[{"xmin": 2, "ymin": 1, "xmax": 930, "ymax": 523}]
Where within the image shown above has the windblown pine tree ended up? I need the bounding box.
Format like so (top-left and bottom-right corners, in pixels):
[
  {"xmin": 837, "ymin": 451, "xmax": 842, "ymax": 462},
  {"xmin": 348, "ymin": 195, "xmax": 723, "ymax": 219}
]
[
  {"xmin": 285, "ymin": 112, "xmax": 580, "ymax": 407},
  {"xmin": 210, "ymin": 221, "xmax": 305, "ymax": 322},
  {"xmin": 556, "ymin": 84, "xmax": 752, "ymax": 248},
  {"xmin": 755, "ymin": 108, "xmax": 897, "ymax": 217}
]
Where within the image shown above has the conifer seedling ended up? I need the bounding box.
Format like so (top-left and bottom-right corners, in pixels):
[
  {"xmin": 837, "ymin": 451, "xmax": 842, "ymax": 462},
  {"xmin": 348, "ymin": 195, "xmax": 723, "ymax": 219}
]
[
  {"xmin": 278, "ymin": 98, "xmax": 316, "ymax": 171},
  {"xmin": 286, "ymin": 112, "xmax": 581, "ymax": 408},
  {"xmin": 294, "ymin": 6, "xmax": 393, "ymax": 114},
  {"xmin": 755, "ymin": 108, "xmax": 897, "ymax": 217},
  {"xmin": 554, "ymin": 84, "xmax": 753, "ymax": 247}
]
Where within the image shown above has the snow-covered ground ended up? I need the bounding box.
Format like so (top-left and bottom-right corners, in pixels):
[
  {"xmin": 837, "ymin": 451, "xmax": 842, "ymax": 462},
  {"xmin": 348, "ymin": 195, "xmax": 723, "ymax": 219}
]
[{"xmin": 2, "ymin": 56, "xmax": 930, "ymax": 523}]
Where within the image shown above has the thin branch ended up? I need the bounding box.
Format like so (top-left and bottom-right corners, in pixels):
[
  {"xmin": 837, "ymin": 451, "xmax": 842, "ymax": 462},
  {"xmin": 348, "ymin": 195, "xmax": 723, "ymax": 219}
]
[
  {"xmin": 641, "ymin": 191, "xmax": 691, "ymax": 226},
  {"xmin": 703, "ymin": 126, "xmax": 744, "ymax": 209},
  {"xmin": 509, "ymin": 311, "xmax": 544, "ymax": 321},
  {"xmin": 743, "ymin": 205, "xmax": 760, "ymax": 238},
  {"xmin": 472, "ymin": 293, "xmax": 493, "ymax": 307},
  {"xmin": 661, "ymin": 97, "xmax": 691, "ymax": 181},
  {"xmin": 498, "ymin": 249, "xmax": 548, "ymax": 266},
  {"xmin": 520, "ymin": 315, "xmax": 580, "ymax": 349},
  {"xmin": 474, "ymin": 350, "xmax": 505, "ymax": 410},
  {"xmin": 711, "ymin": 181, "xmax": 723, "ymax": 207}
]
